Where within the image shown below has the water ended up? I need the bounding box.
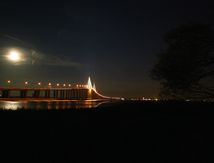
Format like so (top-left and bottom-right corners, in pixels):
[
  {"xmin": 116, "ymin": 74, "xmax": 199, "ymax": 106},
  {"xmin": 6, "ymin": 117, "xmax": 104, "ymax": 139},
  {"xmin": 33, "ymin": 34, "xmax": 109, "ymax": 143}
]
[{"xmin": 0, "ymin": 100, "xmax": 111, "ymax": 110}]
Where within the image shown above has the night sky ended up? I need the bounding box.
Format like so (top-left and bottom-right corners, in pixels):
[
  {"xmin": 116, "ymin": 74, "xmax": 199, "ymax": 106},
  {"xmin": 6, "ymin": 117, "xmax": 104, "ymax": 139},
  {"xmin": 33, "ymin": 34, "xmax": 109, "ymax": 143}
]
[{"xmin": 0, "ymin": 0, "xmax": 213, "ymax": 98}]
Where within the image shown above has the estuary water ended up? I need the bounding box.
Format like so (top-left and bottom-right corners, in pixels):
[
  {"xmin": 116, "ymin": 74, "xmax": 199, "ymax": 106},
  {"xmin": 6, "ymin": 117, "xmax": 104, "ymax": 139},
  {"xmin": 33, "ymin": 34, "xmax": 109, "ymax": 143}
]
[{"xmin": 0, "ymin": 100, "xmax": 111, "ymax": 110}]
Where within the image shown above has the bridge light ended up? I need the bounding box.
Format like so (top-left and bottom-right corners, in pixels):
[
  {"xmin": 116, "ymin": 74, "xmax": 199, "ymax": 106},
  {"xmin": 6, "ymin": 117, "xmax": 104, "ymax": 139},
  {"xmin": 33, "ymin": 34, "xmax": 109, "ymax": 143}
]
[
  {"xmin": 68, "ymin": 84, "xmax": 71, "ymax": 87},
  {"xmin": 56, "ymin": 83, "xmax": 60, "ymax": 87},
  {"xmin": 38, "ymin": 82, "xmax": 41, "ymax": 86},
  {"xmin": 24, "ymin": 81, "xmax": 28, "ymax": 85},
  {"xmin": 48, "ymin": 83, "xmax": 52, "ymax": 86},
  {"xmin": 63, "ymin": 84, "xmax": 66, "ymax": 87},
  {"xmin": 7, "ymin": 80, "xmax": 11, "ymax": 84}
]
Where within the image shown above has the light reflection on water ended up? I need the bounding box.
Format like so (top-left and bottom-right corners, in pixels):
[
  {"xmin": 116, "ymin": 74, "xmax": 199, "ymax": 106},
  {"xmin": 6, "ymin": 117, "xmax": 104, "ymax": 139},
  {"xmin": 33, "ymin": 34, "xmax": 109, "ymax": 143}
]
[{"xmin": 0, "ymin": 100, "xmax": 111, "ymax": 110}]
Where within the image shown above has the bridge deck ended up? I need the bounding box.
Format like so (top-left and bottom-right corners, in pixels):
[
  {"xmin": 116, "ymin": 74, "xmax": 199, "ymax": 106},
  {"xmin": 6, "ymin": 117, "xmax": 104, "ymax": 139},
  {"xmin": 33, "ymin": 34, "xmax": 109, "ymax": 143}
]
[{"xmin": 0, "ymin": 87, "xmax": 108, "ymax": 100}]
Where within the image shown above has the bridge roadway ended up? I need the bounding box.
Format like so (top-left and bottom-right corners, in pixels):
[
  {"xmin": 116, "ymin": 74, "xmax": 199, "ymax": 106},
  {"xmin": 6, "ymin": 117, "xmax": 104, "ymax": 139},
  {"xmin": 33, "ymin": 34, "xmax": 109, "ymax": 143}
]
[{"xmin": 0, "ymin": 88, "xmax": 104, "ymax": 100}]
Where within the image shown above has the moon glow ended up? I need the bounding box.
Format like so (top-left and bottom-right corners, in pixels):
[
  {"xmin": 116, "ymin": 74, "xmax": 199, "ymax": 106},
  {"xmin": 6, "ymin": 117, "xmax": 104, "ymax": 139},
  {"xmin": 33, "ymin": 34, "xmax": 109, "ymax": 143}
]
[{"xmin": 6, "ymin": 50, "xmax": 22, "ymax": 62}]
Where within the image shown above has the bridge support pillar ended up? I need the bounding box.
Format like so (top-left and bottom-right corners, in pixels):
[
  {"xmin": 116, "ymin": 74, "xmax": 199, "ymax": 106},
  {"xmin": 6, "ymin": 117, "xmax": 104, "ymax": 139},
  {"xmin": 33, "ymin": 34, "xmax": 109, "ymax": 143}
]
[
  {"xmin": 68, "ymin": 90, "xmax": 71, "ymax": 99},
  {"xmin": 20, "ymin": 90, "xmax": 27, "ymax": 98},
  {"xmin": 83, "ymin": 89, "xmax": 88, "ymax": 100},
  {"xmin": 73, "ymin": 90, "xmax": 76, "ymax": 99},
  {"xmin": 33, "ymin": 90, "xmax": 40, "ymax": 98},
  {"xmin": 79, "ymin": 89, "xmax": 82, "ymax": 100},
  {"xmin": 71, "ymin": 90, "xmax": 75, "ymax": 99},
  {"xmin": 60, "ymin": 90, "xmax": 65, "ymax": 99},
  {"xmin": 75, "ymin": 90, "xmax": 78, "ymax": 100},
  {"xmin": 53, "ymin": 90, "xmax": 58, "ymax": 98},
  {"xmin": 79, "ymin": 89, "xmax": 85, "ymax": 100},
  {"xmin": 2, "ymin": 90, "xmax": 10, "ymax": 98},
  {"xmin": 45, "ymin": 90, "xmax": 50, "ymax": 98},
  {"xmin": 65, "ymin": 90, "xmax": 68, "ymax": 99}
]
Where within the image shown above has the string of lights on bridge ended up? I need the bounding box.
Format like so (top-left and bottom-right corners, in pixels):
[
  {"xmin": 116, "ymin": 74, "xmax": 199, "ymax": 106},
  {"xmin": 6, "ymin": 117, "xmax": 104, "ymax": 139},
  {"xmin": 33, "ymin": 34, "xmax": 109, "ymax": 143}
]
[{"xmin": 5, "ymin": 80, "xmax": 88, "ymax": 89}]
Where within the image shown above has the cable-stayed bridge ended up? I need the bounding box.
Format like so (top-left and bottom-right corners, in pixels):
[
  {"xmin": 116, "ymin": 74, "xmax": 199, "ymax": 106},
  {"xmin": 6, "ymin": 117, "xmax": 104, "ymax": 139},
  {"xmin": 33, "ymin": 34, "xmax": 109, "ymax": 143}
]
[{"xmin": 0, "ymin": 77, "xmax": 119, "ymax": 100}]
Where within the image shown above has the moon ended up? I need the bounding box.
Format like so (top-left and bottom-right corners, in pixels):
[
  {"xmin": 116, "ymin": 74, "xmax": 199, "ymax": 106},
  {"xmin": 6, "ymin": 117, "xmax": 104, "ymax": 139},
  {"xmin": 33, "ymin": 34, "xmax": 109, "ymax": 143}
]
[{"xmin": 6, "ymin": 50, "xmax": 22, "ymax": 62}]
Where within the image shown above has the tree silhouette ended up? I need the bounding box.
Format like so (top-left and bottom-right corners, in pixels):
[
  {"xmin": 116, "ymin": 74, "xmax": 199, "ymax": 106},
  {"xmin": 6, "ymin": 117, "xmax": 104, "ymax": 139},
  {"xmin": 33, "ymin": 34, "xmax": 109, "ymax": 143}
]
[{"xmin": 152, "ymin": 23, "xmax": 214, "ymax": 100}]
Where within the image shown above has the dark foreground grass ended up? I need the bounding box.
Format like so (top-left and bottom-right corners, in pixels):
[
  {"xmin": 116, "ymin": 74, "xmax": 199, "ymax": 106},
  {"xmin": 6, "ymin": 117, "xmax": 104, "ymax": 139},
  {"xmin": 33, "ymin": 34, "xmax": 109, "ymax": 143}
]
[{"xmin": 0, "ymin": 101, "xmax": 214, "ymax": 163}]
